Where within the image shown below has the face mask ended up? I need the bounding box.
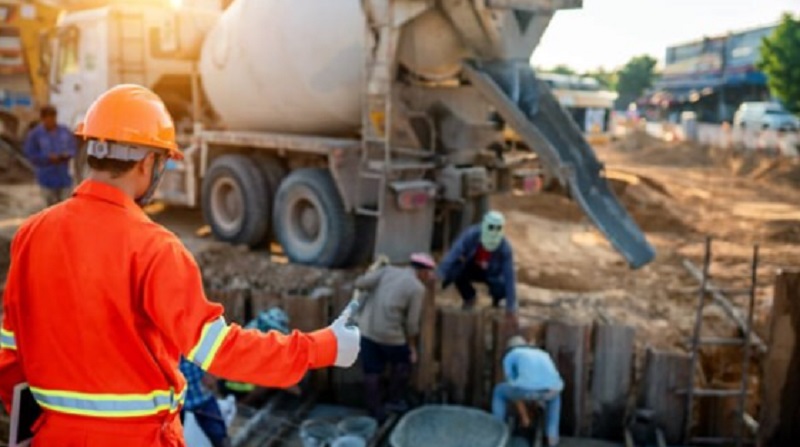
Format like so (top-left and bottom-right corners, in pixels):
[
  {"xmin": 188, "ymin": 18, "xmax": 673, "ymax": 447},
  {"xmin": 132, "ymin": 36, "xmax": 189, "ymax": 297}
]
[
  {"xmin": 136, "ymin": 154, "xmax": 166, "ymax": 207},
  {"xmin": 481, "ymin": 215, "xmax": 505, "ymax": 252}
]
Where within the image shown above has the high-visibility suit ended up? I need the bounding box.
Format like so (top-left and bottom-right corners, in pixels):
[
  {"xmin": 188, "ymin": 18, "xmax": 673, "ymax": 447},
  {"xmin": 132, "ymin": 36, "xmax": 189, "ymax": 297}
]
[{"xmin": 0, "ymin": 180, "xmax": 338, "ymax": 446}]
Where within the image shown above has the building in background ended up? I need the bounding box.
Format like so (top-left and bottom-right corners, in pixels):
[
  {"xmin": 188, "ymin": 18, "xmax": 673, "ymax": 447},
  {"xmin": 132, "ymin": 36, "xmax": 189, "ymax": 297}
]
[{"xmin": 642, "ymin": 24, "xmax": 775, "ymax": 124}]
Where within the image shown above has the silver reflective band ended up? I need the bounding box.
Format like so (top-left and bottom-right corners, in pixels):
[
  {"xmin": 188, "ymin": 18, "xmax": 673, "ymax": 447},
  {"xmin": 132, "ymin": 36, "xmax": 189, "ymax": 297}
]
[
  {"xmin": 0, "ymin": 328, "xmax": 16, "ymax": 350},
  {"xmin": 31, "ymin": 387, "xmax": 186, "ymax": 418},
  {"xmin": 86, "ymin": 140, "xmax": 151, "ymax": 161},
  {"xmin": 188, "ymin": 317, "xmax": 230, "ymax": 370}
]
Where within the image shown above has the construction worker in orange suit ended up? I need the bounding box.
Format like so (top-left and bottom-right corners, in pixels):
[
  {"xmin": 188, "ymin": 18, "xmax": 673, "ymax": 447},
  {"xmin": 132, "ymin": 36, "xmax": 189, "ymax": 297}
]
[{"xmin": 0, "ymin": 84, "xmax": 361, "ymax": 446}]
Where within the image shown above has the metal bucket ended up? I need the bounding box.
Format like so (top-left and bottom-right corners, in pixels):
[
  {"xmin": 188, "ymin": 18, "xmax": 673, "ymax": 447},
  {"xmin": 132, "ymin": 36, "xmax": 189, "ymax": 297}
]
[
  {"xmin": 331, "ymin": 435, "xmax": 367, "ymax": 447},
  {"xmin": 299, "ymin": 419, "xmax": 337, "ymax": 447},
  {"xmin": 336, "ymin": 416, "xmax": 378, "ymax": 441}
]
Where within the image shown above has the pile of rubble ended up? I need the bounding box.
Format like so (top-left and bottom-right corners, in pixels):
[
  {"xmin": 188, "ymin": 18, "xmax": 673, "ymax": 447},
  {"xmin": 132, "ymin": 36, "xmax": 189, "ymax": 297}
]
[{"xmin": 195, "ymin": 243, "xmax": 356, "ymax": 295}]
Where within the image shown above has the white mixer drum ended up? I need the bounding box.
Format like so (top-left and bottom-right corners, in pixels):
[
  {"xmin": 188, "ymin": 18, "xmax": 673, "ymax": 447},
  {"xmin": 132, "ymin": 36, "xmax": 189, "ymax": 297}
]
[{"xmin": 199, "ymin": 0, "xmax": 366, "ymax": 134}]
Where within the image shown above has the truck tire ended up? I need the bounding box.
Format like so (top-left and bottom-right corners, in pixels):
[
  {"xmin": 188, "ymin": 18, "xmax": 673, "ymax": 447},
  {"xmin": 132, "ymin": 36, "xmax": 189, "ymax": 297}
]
[
  {"xmin": 250, "ymin": 154, "xmax": 287, "ymax": 243},
  {"xmin": 202, "ymin": 154, "xmax": 269, "ymax": 247},
  {"xmin": 273, "ymin": 168, "xmax": 355, "ymax": 267}
]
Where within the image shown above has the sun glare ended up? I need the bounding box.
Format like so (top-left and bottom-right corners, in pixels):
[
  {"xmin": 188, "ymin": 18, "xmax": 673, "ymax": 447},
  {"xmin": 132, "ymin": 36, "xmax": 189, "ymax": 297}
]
[{"xmin": 169, "ymin": 0, "xmax": 183, "ymax": 9}]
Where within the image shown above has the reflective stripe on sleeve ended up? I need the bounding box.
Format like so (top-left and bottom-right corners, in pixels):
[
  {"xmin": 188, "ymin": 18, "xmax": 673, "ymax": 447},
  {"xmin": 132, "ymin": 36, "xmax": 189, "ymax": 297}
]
[
  {"xmin": 187, "ymin": 317, "xmax": 230, "ymax": 370},
  {"xmin": 1, "ymin": 328, "xmax": 16, "ymax": 350},
  {"xmin": 30, "ymin": 386, "xmax": 186, "ymax": 418}
]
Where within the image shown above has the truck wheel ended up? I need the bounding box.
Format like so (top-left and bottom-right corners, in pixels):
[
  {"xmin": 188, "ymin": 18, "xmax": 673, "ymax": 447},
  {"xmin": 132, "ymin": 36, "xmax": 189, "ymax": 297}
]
[
  {"xmin": 273, "ymin": 168, "xmax": 355, "ymax": 267},
  {"xmin": 202, "ymin": 154, "xmax": 269, "ymax": 247},
  {"xmin": 345, "ymin": 216, "xmax": 377, "ymax": 267},
  {"xmin": 251, "ymin": 154, "xmax": 287, "ymax": 243}
]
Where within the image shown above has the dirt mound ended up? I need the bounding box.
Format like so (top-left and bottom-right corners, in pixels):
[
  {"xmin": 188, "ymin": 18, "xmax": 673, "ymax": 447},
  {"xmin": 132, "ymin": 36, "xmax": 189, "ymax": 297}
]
[
  {"xmin": 611, "ymin": 130, "xmax": 663, "ymax": 152},
  {"xmin": 764, "ymin": 220, "xmax": 800, "ymax": 244},
  {"xmin": 611, "ymin": 131, "xmax": 714, "ymax": 168},
  {"xmin": 195, "ymin": 243, "xmax": 355, "ymax": 294},
  {"xmin": 0, "ymin": 138, "xmax": 33, "ymax": 184}
]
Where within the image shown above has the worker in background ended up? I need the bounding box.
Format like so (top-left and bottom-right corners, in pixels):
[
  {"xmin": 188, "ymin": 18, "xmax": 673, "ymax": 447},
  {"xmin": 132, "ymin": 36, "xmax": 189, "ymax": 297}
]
[
  {"xmin": 0, "ymin": 85, "xmax": 360, "ymax": 446},
  {"xmin": 23, "ymin": 105, "xmax": 77, "ymax": 206},
  {"xmin": 354, "ymin": 253, "xmax": 436, "ymax": 422},
  {"xmin": 180, "ymin": 358, "xmax": 231, "ymax": 447},
  {"xmin": 492, "ymin": 336, "xmax": 563, "ymax": 447},
  {"xmin": 438, "ymin": 211, "xmax": 517, "ymax": 322}
]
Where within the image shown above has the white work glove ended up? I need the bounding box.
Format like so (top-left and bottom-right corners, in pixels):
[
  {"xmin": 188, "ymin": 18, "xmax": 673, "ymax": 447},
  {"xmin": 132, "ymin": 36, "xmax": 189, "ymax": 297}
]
[{"xmin": 330, "ymin": 314, "xmax": 360, "ymax": 367}]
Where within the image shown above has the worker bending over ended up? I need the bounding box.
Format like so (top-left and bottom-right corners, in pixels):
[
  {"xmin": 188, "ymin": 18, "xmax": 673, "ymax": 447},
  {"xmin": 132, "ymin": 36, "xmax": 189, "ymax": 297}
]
[
  {"xmin": 0, "ymin": 85, "xmax": 359, "ymax": 446},
  {"xmin": 492, "ymin": 336, "xmax": 563, "ymax": 447},
  {"xmin": 355, "ymin": 253, "xmax": 436, "ymax": 422},
  {"xmin": 438, "ymin": 211, "xmax": 517, "ymax": 321}
]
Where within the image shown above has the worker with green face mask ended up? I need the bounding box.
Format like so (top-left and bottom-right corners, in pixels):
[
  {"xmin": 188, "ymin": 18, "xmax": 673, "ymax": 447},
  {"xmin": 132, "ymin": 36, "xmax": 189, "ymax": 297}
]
[{"xmin": 438, "ymin": 211, "xmax": 517, "ymax": 322}]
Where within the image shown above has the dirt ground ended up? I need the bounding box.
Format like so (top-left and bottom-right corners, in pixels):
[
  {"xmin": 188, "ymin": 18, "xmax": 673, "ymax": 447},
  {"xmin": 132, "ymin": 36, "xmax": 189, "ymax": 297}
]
[
  {"xmin": 499, "ymin": 132, "xmax": 800, "ymax": 356},
  {"xmin": 0, "ymin": 131, "xmax": 798, "ymax": 388}
]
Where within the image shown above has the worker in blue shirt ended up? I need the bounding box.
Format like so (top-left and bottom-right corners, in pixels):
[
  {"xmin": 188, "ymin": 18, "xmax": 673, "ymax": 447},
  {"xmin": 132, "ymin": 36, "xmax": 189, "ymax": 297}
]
[
  {"xmin": 492, "ymin": 335, "xmax": 563, "ymax": 447},
  {"xmin": 23, "ymin": 105, "xmax": 77, "ymax": 206},
  {"xmin": 438, "ymin": 211, "xmax": 517, "ymax": 323},
  {"xmin": 179, "ymin": 358, "xmax": 230, "ymax": 447}
]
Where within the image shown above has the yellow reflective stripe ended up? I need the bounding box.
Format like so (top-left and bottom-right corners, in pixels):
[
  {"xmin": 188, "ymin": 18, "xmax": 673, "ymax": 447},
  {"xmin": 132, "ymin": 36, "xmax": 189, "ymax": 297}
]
[
  {"xmin": 1, "ymin": 328, "xmax": 16, "ymax": 350},
  {"xmin": 187, "ymin": 320, "xmax": 214, "ymax": 361},
  {"xmin": 31, "ymin": 386, "xmax": 185, "ymax": 418},
  {"xmin": 187, "ymin": 317, "xmax": 230, "ymax": 370},
  {"xmin": 200, "ymin": 325, "xmax": 230, "ymax": 370}
]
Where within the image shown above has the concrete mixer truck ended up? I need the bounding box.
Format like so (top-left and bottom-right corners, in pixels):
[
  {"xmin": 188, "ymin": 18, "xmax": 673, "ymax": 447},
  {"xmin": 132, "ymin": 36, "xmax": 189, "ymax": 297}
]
[{"xmin": 40, "ymin": 0, "xmax": 655, "ymax": 269}]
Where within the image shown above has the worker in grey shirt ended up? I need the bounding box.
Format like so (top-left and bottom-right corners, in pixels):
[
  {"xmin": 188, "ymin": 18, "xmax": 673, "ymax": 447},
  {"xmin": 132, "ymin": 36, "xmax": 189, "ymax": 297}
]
[{"xmin": 355, "ymin": 253, "xmax": 436, "ymax": 421}]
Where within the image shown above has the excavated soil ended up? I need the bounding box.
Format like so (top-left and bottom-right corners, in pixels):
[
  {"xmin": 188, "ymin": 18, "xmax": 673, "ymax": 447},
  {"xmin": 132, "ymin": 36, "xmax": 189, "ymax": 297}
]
[
  {"xmin": 195, "ymin": 243, "xmax": 356, "ymax": 295},
  {"xmin": 0, "ymin": 139, "xmax": 33, "ymax": 184}
]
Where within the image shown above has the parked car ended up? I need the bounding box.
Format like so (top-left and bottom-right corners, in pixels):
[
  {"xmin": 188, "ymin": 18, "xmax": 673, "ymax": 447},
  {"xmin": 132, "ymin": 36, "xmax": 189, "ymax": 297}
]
[{"xmin": 733, "ymin": 102, "xmax": 800, "ymax": 131}]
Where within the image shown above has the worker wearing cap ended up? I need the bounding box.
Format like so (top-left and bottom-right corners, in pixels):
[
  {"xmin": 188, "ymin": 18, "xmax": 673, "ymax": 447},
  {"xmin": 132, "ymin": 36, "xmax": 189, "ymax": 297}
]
[
  {"xmin": 354, "ymin": 253, "xmax": 436, "ymax": 421},
  {"xmin": 23, "ymin": 105, "xmax": 77, "ymax": 206},
  {"xmin": 0, "ymin": 85, "xmax": 360, "ymax": 446},
  {"xmin": 438, "ymin": 211, "xmax": 517, "ymax": 320},
  {"xmin": 492, "ymin": 336, "xmax": 563, "ymax": 447}
]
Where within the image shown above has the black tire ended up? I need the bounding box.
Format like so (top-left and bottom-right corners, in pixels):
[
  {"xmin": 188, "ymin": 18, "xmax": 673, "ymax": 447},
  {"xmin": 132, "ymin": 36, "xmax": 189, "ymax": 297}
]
[
  {"xmin": 250, "ymin": 154, "xmax": 287, "ymax": 243},
  {"xmin": 273, "ymin": 168, "xmax": 355, "ymax": 267},
  {"xmin": 202, "ymin": 154, "xmax": 269, "ymax": 247},
  {"xmin": 345, "ymin": 216, "xmax": 377, "ymax": 267}
]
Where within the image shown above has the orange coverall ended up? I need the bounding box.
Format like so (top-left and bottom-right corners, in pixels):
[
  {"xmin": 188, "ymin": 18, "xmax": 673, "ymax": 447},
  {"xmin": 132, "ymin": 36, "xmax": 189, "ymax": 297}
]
[{"xmin": 0, "ymin": 180, "xmax": 337, "ymax": 446}]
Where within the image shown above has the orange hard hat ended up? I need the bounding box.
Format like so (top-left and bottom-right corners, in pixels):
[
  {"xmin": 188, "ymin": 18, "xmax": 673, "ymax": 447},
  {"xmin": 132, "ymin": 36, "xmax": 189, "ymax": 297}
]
[{"xmin": 76, "ymin": 84, "xmax": 182, "ymax": 160}]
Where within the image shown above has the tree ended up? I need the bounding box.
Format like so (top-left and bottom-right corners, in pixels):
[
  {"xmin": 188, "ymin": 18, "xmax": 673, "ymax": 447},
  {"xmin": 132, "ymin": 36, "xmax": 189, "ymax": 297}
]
[
  {"xmin": 757, "ymin": 13, "xmax": 800, "ymax": 114},
  {"xmin": 584, "ymin": 67, "xmax": 618, "ymax": 91},
  {"xmin": 548, "ymin": 64, "xmax": 577, "ymax": 76},
  {"xmin": 616, "ymin": 55, "xmax": 658, "ymax": 107}
]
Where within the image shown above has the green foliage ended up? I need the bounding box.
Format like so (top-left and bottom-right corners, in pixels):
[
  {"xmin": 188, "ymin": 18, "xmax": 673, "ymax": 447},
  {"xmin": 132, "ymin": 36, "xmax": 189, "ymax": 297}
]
[
  {"xmin": 548, "ymin": 64, "xmax": 577, "ymax": 76},
  {"xmin": 584, "ymin": 67, "xmax": 618, "ymax": 91},
  {"xmin": 616, "ymin": 55, "xmax": 658, "ymax": 106},
  {"xmin": 757, "ymin": 13, "xmax": 800, "ymax": 114}
]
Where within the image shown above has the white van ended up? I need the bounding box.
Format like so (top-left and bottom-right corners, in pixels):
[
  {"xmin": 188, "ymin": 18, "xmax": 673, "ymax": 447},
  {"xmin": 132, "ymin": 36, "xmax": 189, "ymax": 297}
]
[{"xmin": 733, "ymin": 102, "xmax": 799, "ymax": 131}]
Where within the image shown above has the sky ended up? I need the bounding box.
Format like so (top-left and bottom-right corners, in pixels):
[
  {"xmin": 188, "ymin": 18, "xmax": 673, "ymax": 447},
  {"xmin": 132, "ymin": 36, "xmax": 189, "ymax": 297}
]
[{"xmin": 532, "ymin": 0, "xmax": 800, "ymax": 72}]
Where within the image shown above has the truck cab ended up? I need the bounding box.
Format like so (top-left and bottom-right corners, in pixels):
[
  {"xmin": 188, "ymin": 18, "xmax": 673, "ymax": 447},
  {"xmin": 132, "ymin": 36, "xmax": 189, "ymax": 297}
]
[{"xmin": 44, "ymin": 1, "xmax": 219, "ymax": 131}]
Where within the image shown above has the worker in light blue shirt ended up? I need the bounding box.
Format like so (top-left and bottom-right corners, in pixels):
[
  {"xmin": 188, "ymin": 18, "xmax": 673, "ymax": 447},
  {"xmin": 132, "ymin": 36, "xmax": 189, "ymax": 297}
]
[
  {"xmin": 24, "ymin": 105, "xmax": 77, "ymax": 206},
  {"xmin": 492, "ymin": 335, "xmax": 563, "ymax": 446}
]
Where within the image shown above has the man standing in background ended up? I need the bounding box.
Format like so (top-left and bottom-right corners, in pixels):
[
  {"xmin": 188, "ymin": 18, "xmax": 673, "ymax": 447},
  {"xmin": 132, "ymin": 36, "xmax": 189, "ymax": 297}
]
[
  {"xmin": 23, "ymin": 105, "xmax": 76, "ymax": 206},
  {"xmin": 355, "ymin": 253, "xmax": 436, "ymax": 421}
]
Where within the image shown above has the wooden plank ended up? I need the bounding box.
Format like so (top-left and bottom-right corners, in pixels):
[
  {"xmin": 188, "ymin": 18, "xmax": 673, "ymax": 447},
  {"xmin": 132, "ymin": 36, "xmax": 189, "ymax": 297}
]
[
  {"xmin": 330, "ymin": 282, "xmax": 362, "ymax": 405},
  {"xmin": 545, "ymin": 321, "xmax": 592, "ymax": 436},
  {"xmin": 413, "ymin": 281, "xmax": 437, "ymax": 394},
  {"xmin": 440, "ymin": 307, "xmax": 483, "ymax": 405},
  {"xmin": 590, "ymin": 325, "xmax": 635, "ymax": 440},
  {"xmin": 492, "ymin": 312, "xmax": 514, "ymax": 386},
  {"xmin": 206, "ymin": 289, "xmax": 248, "ymax": 325},
  {"xmin": 250, "ymin": 291, "xmax": 282, "ymax": 315},
  {"xmin": 283, "ymin": 293, "xmax": 331, "ymax": 394},
  {"xmin": 759, "ymin": 270, "xmax": 800, "ymax": 445},
  {"xmin": 638, "ymin": 348, "xmax": 691, "ymax": 445}
]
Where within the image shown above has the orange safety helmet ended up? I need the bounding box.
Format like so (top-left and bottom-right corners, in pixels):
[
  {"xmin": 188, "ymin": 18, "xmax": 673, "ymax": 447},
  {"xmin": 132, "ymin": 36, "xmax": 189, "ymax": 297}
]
[{"xmin": 76, "ymin": 84, "xmax": 182, "ymax": 160}]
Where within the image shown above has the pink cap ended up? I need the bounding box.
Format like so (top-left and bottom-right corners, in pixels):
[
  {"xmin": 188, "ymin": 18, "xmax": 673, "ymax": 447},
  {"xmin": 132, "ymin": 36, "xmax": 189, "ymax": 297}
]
[{"xmin": 410, "ymin": 253, "xmax": 436, "ymax": 269}]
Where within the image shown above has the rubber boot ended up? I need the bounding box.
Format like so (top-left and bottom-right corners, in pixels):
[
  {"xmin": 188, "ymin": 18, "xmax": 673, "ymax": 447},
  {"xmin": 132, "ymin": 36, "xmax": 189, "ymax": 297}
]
[
  {"xmin": 364, "ymin": 374, "xmax": 386, "ymax": 422},
  {"xmin": 385, "ymin": 363, "xmax": 411, "ymax": 414}
]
